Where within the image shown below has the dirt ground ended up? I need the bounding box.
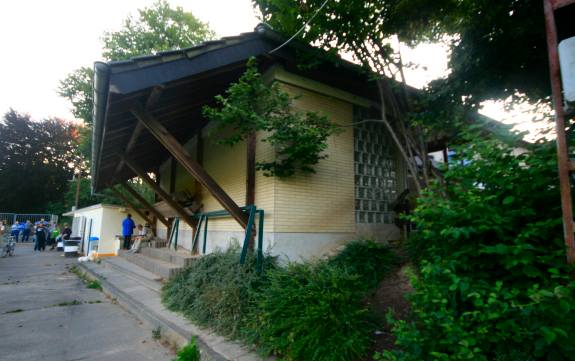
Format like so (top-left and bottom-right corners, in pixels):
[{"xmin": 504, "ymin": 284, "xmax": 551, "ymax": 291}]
[{"xmin": 365, "ymin": 263, "xmax": 413, "ymax": 360}]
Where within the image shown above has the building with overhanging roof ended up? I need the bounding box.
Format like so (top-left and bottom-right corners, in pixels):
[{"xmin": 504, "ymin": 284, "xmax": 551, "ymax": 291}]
[{"xmin": 91, "ymin": 24, "xmax": 411, "ymax": 261}]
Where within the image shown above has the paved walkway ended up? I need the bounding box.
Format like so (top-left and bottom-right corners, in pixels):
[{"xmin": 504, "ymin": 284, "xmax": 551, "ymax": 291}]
[
  {"xmin": 80, "ymin": 254, "xmax": 273, "ymax": 361},
  {"xmin": 0, "ymin": 243, "xmax": 174, "ymax": 361}
]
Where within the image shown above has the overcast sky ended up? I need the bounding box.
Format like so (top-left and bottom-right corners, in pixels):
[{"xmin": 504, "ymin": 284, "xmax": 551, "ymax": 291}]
[
  {"xmin": 0, "ymin": 0, "xmax": 260, "ymax": 120},
  {"xmin": 3, "ymin": 0, "xmax": 525, "ymax": 133}
]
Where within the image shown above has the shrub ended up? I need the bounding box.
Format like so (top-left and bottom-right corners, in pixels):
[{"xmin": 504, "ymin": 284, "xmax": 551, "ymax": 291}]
[
  {"xmin": 247, "ymin": 261, "xmax": 374, "ymax": 361},
  {"xmin": 162, "ymin": 247, "xmax": 276, "ymax": 338},
  {"xmin": 329, "ymin": 240, "xmax": 397, "ymax": 290},
  {"xmin": 380, "ymin": 138, "xmax": 575, "ymax": 361},
  {"xmin": 173, "ymin": 337, "xmax": 200, "ymax": 361}
]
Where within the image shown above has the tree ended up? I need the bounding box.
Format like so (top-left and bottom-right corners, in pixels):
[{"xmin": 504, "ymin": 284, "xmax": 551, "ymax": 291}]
[
  {"xmin": 59, "ymin": 0, "xmax": 215, "ymax": 124},
  {"xmin": 203, "ymin": 58, "xmax": 340, "ymax": 178},
  {"xmin": 101, "ymin": 0, "xmax": 215, "ymax": 61},
  {"xmin": 58, "ymin": 67, "xmax": 94, "ymax": 124},
  {"xmin": 56, "ymin": 1, "xmax": 215, "ymax": 212},
  {"xmin": 254, "ymin": 0, "xmax": 550, "ymax": 190},
  {"xmin": 0, "ymin": 110, "xmax": 83, "ymax": 213},
  {"xmin": 255, "ymin": 0, "xmax": 549, "ymax": 105}
]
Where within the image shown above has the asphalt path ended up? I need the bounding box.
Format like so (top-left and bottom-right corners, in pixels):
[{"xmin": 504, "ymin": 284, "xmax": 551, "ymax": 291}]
[{"xmin": 0, "ymin": 243, "xmax": 174, "ymax": 361}]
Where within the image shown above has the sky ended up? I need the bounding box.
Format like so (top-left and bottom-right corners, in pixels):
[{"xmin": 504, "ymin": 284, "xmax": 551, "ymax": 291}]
[
  {"xmin": 0, "ymin": 0, "xmax": 259, "ymax": 121},
  {"xmin": 0, "ymin": 0, "xmax": 537, "ymax": 136}
]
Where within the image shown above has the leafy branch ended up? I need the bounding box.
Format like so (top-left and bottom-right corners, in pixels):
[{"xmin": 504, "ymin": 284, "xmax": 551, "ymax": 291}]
[{"xmin": 203, "ymin": 58, "xmax": 341, "ymax": 178}]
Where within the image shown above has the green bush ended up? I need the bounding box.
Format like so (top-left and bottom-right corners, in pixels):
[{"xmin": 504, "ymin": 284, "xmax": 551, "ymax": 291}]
[
  {"xmin": 173, "ymin": 337, "xmax": 200, "ymax": 361},
  {"xmin": 329, "ymin": 239, "xmax": 397, "ymax": 290},
  {"xmin": 162, "ymin": 247, "xmax": 276, "ymax": 338},
  {"xmin": 380, "ymin": 138, "xmax": 575, "ymax": 361},
  {"xmin": 247, "ymin": 261, "xmax": 374, "ymax": 361},
  {"xmin": 163, "ymin": 241, "xmax": 398, "ymax": 361}
]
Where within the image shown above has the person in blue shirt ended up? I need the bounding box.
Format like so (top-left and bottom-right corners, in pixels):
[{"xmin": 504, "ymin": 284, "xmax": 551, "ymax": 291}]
[
  {"xmin": 17, "ymin": 222, "xmax": 25, "ymax": 242},
  {"xmin": 21, "ymin": 220, "xmax": 33, "ymax": 242},
  {"xmin": 11, "ymin": 222, "xmax": 21, "ymax": 242},
  {"xmin": 122, "ymin": 214, "xmax": 136, "ymax": 250}
]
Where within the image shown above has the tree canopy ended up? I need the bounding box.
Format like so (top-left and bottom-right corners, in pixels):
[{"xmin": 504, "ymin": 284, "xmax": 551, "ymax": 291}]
[
  {"xmin": 254, "ymin": 0, "xmax": 550, "ymax": 105},
  {"xmin": 0, "ymin": 110, "xmax": 82, "ymax": 213},
  {"xmin": 101, "ymin": 0, "xmax": 214, "ymax": 61},
  {"xmin": 59, "ymin": 0, "xmax": 215, "ymax": 124}
]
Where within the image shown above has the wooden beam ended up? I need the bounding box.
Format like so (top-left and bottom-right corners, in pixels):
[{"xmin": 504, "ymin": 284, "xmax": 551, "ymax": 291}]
[
  {"xmin": 115, "ymin": 87, "xmax": 166, "ymax": 175},
  {"xmin": 130, "ymin": 103, "xmax": 248, "ymax": 228},
  {"xmin": 551, "ymin": 0, "xmax": 575, "ymax": 10},
  {"xmin": 145, "ymin": 85, "xmax": 165, "ymax": 109},
  {"xmin": 123, "ymin": 156, "xmax": 197, "ymax": 229},
  {"xmin": 109, "ymin": 186, "xmax": 153, "ymax": 226},
  {"xmin": 120, "ymin": 182, "xmax": 170, "ymax": 228}
]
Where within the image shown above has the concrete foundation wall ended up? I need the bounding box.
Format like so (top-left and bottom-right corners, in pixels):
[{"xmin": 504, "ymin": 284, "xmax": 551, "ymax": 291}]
[{"xmin": 202, "ymin": 230, "xmax": 354, "ymax": 262}]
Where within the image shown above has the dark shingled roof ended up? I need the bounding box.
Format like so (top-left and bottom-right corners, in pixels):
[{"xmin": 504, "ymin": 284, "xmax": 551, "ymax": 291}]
[{"xmin": 91, "ymin": 24, "xmax": 381, "ymax": 192}]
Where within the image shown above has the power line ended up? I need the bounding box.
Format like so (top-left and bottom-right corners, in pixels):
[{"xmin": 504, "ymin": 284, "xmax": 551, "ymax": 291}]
[{"xmin": 268, "ymin": 0, "xmax": 331, "ymax": 54}]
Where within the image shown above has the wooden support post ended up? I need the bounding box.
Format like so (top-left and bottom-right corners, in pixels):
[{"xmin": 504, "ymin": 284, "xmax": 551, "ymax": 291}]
[
  {"xmin": 246, "ymin": 132, "xmax": 256, "ymax": 206},
  {"xmin": 130, "ymin": 103, "xmax": 248, "ymax": 228},
  {"xmin": 109, "ymin": 186, "xmax": 153, "ymax": 226},
  {"xmin": 246, "ymin": 132, "xmax": 256, "ymax": 249},
  {"xmin": 120, "ymin": 182, "xmax": 170, "ymax": 228},
  {"xmin": 123, "ymin": 156, "xmax": 197, "ymax": 229}
]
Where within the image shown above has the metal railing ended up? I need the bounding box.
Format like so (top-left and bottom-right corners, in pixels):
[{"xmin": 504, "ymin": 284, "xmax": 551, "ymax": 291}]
[
  {"xmin": 168, "ymin": 205, "xmax": 265, "ymax": 272},
  {"xmin": 0, "ymin": 213, "xmax": 58, "ymax": 225}
]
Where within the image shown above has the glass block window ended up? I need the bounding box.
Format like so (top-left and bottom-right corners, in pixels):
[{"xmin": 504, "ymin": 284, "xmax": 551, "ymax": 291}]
[{"xmin": 354, "ymin": 117, "xmax": 397, "ymax": 224}]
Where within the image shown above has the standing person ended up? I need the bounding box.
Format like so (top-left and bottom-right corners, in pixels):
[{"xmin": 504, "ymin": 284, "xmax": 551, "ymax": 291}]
[
  {"xmin": 62, "ymin": 223, "xmax": 72, "ymax": 240},
  {"xmin": 34, "ymin": 223, "xmax": 47, "ymax": 252},
  {"xmin": 49, "ymin": 224, "xmax": 60, "ymax": 250},
  {"xmin": 17, "ymin": 222, "xmax": 25, "ymax": 242},
  {"xmin": 21, "ymin": 220, "xmax": 33, "ymax": 242},
  {"xmin": 0, "ymin": 220, "xmax": 5, "ymax": 237},
  {"xmin": 122, "ymin": 214, "xmax": 135, "ymax": 250},
  {"xmin": 10, "ymin": 221, "xmax": 20, "ymax": 242}
]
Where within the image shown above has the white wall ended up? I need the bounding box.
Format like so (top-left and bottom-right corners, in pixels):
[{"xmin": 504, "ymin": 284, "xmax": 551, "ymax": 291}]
[{"xmin": 68, "ymin": 205, "xmax": 145, "ymax": 255}]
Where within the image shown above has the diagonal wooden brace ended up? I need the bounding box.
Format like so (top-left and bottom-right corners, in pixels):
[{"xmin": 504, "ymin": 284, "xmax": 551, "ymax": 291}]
[
  {"xmin": 130, "ymin": 103, "xmax": 248, "ymax": 228},
  {"xmin": 123, "ymin": 156, "xmax": 197, "ymax": 229},
  {"xmin": 120, "ymin": 182, "xmax": 170, "ymax": 228},
  {"xmin": 108, "ymin": 186, "xmax": 153, "ymax": 226}
]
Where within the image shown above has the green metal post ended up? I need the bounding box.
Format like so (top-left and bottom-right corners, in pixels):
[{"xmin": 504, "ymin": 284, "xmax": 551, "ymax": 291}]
[
  {"xmin": 240, "ymin": 206, "xmax": 256, "ymax": 265},
  {"xmin": 202, "ymin": 217, "xmax": 209, "ymax": 254},
  {"xmin": 173, "ymin": 218, "xmax": 179, "ymax": 250},
  {"xmin": 256, "ymin": 210, "xmax": 265, "ymax": 273},
  {"xmin": 191, "ymin": 215, "xmax": 204, "ymax": 253}
]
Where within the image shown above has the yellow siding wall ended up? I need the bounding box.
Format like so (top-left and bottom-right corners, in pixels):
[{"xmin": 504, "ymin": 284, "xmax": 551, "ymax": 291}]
[
  {"xmin": 156, "ymin": 74, "xmax": 357, "ymax": 239},
  {"xmin": 199, "ymin": 136, "xmax": 247, "ymax": 232},
  {"xmin": 273, "ymin": 83, "xmax": 355, "ymax": 233}
]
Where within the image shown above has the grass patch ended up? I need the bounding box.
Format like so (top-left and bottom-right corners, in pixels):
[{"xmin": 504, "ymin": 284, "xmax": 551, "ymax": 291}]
[
  {"xmin": 152, "ymin": 326, "xmax": 162, "ymax": 340},
  {"xmin": 162, "ymin": 246, "xmax": 276, "ymax": 339},
  {"xmin": 4, "ymin": 309, "xmax": 23, "ymax": 314},
  {"xmin": 57, "ymin": 300, "xmax": 82, "ymax": 307},
  {"xmin": 173, "ymin": 337, "xmax": 201, "ymax": 361},
  {"xmin": 70, "ymin": 265, "xmax": 102, "ymax": 291},
  {"xmin": 86, "ymin": 279, "xmax": 102, "ymax": 290}
]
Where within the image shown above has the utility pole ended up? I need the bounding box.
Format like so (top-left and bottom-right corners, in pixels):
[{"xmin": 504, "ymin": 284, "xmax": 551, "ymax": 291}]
[
  {"xmin": 74, "ymin": 171, "xmax": 82, "ymax": 210},
  {"xmin": 543, "ymin": 0, "xmax": 575, "ymax": 264}
]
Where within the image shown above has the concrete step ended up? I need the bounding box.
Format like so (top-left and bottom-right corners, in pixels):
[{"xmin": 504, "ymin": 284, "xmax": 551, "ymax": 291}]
[
  {"xmin": 140, "ymin": 247, "xmax": 199, "ymax": 267},
  {"xmin": 148, "ymin": 238, "xmax": 168, "ymax": 248},
  {"xmin": 103, "ymin": 256, "xmax": 163, "ymax": 293},
  {"xmin": 119, "ymin": 252, "xmax": 181, "ymax": 280}
]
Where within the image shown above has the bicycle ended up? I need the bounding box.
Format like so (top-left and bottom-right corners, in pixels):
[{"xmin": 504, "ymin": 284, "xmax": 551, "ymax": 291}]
[{"xmin": 1, "ymin": 235, "xmax": 16, "ymax": 257}]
